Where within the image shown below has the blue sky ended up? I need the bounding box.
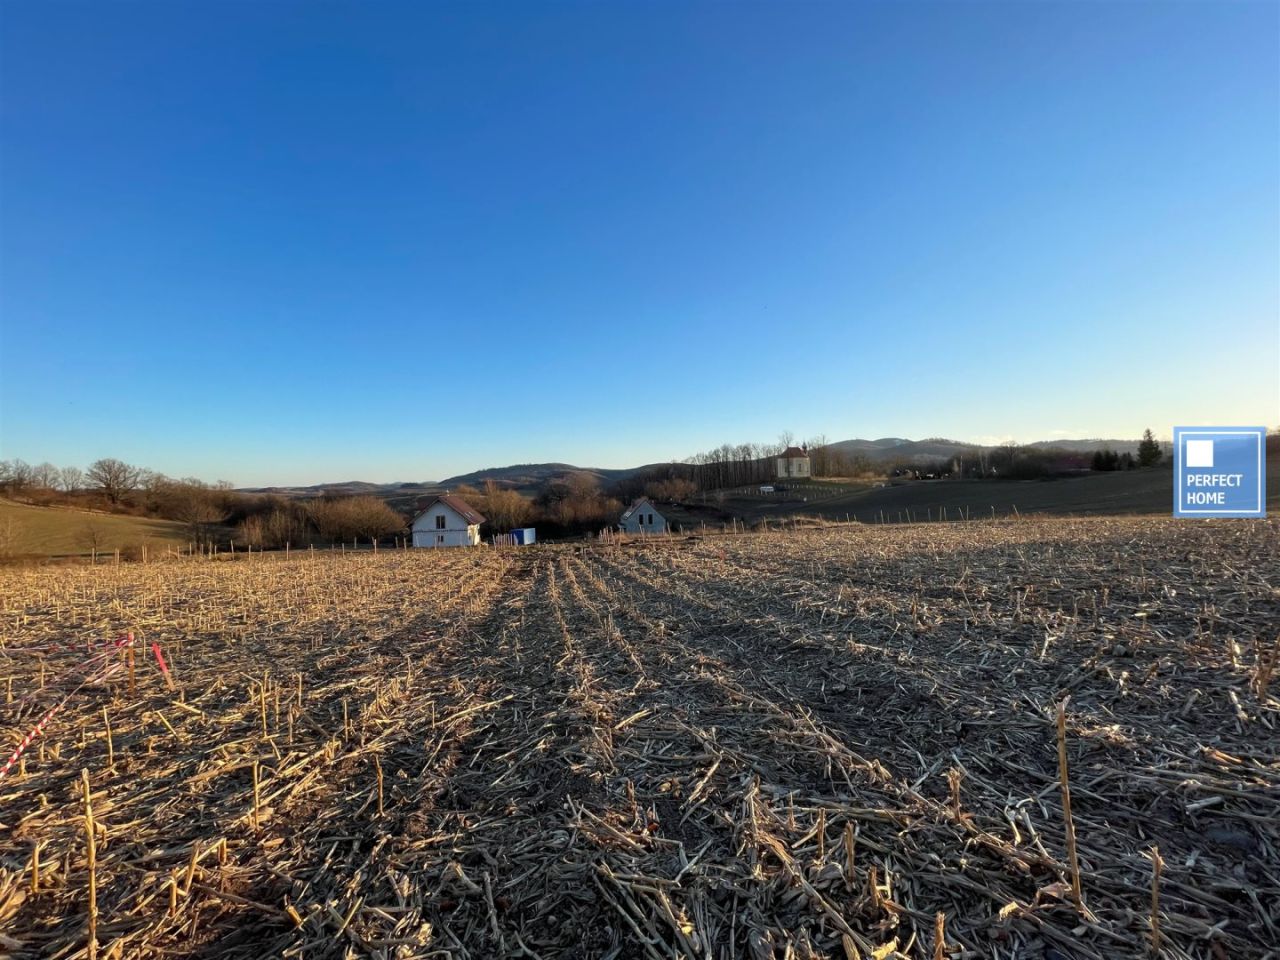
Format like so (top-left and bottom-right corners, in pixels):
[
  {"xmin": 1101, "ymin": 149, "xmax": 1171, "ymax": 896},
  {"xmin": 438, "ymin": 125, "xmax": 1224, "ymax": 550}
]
[{"xmin": 1, "ymin": 1, "xmax": 1276, "ymax": 485}]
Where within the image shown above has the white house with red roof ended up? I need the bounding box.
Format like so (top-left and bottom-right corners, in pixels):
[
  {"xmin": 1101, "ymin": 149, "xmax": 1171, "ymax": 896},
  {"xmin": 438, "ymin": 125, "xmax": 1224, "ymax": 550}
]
[{"xmin": 411, "ymin": 495, "xmax": 486, "ymax": 547}]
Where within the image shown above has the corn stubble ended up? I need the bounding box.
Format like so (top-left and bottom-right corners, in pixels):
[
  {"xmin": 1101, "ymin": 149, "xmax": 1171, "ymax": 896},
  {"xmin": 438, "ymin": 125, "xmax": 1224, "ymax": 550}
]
[{"xmin": 0, "ymin": 516, "xmax": 1276, "ymax": 959}]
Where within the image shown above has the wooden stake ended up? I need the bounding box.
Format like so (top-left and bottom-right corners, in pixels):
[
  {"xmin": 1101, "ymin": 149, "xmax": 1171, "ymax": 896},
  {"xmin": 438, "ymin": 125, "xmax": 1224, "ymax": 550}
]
[
  {"xmin": 30, "ymin": 841, "xmax": 40, "ymax": 893},
  {"xmin": 251, "ymin": 761, "xmax": 261, "ymax": 831},
  {"xmin": 1150, "ymin": 845, "xmax": 1164, "ymax": 956},
  {"xmin": 102, "ymin": 708, "xmax": 114, "ymax": 768},
  {"xmin": 815, "ymin": 808, "xmax": 826, "ymax": 860},
  {"xmin": 82, "ymin": 770, "xmax": 98, "ymax": 960},
  {"xmin": 1056, "ymin": 699, "xmax": 1083, "ymax": 911},
  {"xmin": 260, "ymin": 679, "xmax": 269, "ymax": 737},
  {"xmin": 842, "ymin": 822, "xmax": 856, "ymax": 891},
  {"xmin": 375, "ymin": 757, "xmax": 384, "ymax": 817},
  {"xmin": 183, "ymin": 844, "xmax": 199, "ymax": 894}
]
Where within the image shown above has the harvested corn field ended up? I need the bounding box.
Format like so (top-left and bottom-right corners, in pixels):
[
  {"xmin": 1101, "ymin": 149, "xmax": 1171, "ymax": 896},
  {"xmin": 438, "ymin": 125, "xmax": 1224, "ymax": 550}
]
[{"xmin": 1, "ymin": 517, "xmax": 1278, "ymax": 960}]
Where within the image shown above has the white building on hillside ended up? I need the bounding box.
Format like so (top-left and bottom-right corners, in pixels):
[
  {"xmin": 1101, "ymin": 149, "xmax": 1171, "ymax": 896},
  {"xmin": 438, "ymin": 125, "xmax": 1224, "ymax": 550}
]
[
  {"xmin": 619, "ymin": 497, "xmax": 668, "ymax": 535},
  {"xmin": 411, "ymin": 495, "xmax": 486, "ymax": 547},
  {"xmin": 776, "ymin": 446, "xmax": 811, "ymax": 479}
]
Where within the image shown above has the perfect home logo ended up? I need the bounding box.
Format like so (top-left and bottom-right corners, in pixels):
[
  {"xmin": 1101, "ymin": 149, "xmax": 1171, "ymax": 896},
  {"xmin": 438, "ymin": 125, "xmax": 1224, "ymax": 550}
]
[{"xmin": 1173, "ymin": 427, "xmax": 1266, "ymax": 518}]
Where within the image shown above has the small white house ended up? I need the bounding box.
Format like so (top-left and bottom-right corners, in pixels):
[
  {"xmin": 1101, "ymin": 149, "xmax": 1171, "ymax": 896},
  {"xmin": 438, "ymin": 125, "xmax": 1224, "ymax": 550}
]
[
  {"xmin": 619, "ymin": 498, "xmax": 668, "ymax": 535},
  {"xmin": 411, "ymin": 495, "xmax": 486, "ymax": 548},
  {"xmin": 776, "ymin": 445, "xmax": 811, "ymax": 479}
]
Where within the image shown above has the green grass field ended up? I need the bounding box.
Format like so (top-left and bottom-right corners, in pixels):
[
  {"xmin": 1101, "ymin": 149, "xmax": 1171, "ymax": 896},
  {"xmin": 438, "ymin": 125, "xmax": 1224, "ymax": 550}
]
[{"xmin": 0, "ymin": 499, "xmax": 192, "ymax": 558}]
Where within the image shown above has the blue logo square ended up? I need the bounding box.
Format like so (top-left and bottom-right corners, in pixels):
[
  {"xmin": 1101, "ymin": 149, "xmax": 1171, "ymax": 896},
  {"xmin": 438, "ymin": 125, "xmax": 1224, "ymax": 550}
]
[{"xmin": 1173, "ymin": 427, "xmax": 1266, "ymax": 518}]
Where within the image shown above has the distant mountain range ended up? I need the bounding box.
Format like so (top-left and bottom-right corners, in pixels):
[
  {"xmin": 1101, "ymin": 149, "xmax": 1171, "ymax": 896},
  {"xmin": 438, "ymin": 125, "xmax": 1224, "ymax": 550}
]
[
  {"xmin": 239, "ymin": 436, "xmax": 1141, "ymax": 501},
  {"xmin": 826, "ymin": 436, "xmax": 1140, "ymax": 462}
]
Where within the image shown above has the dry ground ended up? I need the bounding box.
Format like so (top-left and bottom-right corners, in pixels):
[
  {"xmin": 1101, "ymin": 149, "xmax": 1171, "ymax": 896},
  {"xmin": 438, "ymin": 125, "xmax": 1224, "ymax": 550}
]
[{"xmin": 0, "ymin": 517, "xmax": 1277, "ymax": 960}]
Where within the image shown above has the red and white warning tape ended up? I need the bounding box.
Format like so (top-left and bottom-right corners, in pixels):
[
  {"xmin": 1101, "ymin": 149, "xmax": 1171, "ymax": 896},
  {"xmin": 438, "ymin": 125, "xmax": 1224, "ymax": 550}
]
[{"xmin": 1, "ymin": 632, "xmax": 172, "ymax": 782}]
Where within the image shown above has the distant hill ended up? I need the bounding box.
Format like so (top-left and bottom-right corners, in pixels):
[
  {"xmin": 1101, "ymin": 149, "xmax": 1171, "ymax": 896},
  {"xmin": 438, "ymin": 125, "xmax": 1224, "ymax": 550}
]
[
  {"xmin": 1025, "ymin": 438, "xmax": 1140, "ymax": 455},
  {"xmin": 438, "ymin": 461, "xmax": 660, "ymax": 492},
  {"xmin": 240, "ymin": 437, "xmax": 1146, "ymax": 499},
  {"xmin": 244, "ymin": 462, "xmax": 661, "ymax": 503},
  {"xmin": 825, "ymin": 436, "xmax": 1139, "ymax": 465},
  {"xmin": 239, "ymin": 480, "xmax": 419, "ymax": 497}
]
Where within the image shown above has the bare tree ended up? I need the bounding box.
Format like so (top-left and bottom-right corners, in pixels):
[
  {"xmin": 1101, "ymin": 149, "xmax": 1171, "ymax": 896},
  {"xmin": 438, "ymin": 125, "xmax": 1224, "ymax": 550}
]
[
  {"xmin": 0, "ymin": 459, "xmax": 33, "ymax": 493},
  {"xmin": 350, "ymin": 497, "xmax": 405, "ymax": 541},
  {"xmin": 0, "ymin": 516, "xmax": 20, "ymax": 558},
  {"xmin": 163, "ymin": 481, "xmax": 227, "ymax": 547},
  {"xmin": 59, "ymin": 466, "xmax": 85, "ymax": 492},
  {"xmin": 79, "ymin": 523, "xmax": 105, "ymax": 563},
  {"xmin": 137, "ymin": 470, "xmax": 172, "ymax": 512},
  {"xmin": 483, "ymin": 480, "xmax": 531, "ymax": 531},
  {"xmin": 566, "ymin": 471, "xmax": 600, "ymax": 500},
  {"xmin": 306, "ymin": 496, "xmax": 402, "ymax": 544},
  {"xmin": 264, "ymin": 506, "xmax": 309, "ymax": 547},
  {"xmin": 87, "ymin": 458, "xmax": 144, "ymax": 504},
  {"xmin": 806, "ymin": 435, "xmax": 828, "ymax": 476},
  {"xmin": 1002, "ymin": 441, "xmax": 1019, "ymax": 475},
  {"xmin": 31, "ymin": 462, "xmax": 60, "ymax": 488}
]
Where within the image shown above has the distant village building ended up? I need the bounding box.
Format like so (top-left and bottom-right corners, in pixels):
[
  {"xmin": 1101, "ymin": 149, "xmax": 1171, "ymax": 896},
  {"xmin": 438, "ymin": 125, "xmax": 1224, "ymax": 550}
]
[
  {"xmin": 411, "ymin": 495, "xmax": 485, "ymax": 548},
  {"xmin": 776, "ymin": 446, "xmax": 811, "ymax": 479},
  {"xmin": 619, "ymin": 497, "xmax": 668, "ymax": 535}
]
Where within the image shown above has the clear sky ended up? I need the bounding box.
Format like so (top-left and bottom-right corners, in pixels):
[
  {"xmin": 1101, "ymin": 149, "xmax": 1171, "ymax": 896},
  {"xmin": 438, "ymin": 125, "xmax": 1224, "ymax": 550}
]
[{"xmin": 1, "ymin": 1, "xmax": 1276, "ymax": 485}]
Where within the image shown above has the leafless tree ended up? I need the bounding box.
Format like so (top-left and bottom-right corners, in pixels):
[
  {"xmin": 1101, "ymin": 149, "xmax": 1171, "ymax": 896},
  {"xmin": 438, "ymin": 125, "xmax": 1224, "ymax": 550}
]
[
  {"xmin": 79, "ymin": 523, "xmax": 105, "ymax": 563},
  {"xmin": 350, "ymin": 497, "xmax": 405, "ymax": 541},
  {"xmin": 138, "ymin": 470, "xmax": 172, "ymax": 512},
  {"xmin": 163, "ymin": 481, "xmax": 227, "ymax": 547},
  {"xmin": 0, "ymin": 459, "xmax": 33, "ymax": 493},
  {"xmin": 306, "ymin": 496, "xmax": 402, "ymax": 544},
  {"xmin": 31, "ymin": 462, "xmax": 60, "ymax": 488},
  {"xmin": 1002, "ymin": 441, "xmax": 1019, "ymax": 475},
  {"xmin": 264, "ymin": 506, "xmax": 309, "ymax": 547},
  {"xmin": 87, "ymin": 458, "xmax": 144, "ymax": 504},
  {"xmin": 566, "ymin": 471, "xmax": 600, "ymax": 501},
  {"xmin": 0, "ymin": 517, "xmax": 19, "ymax": 558},
  {"xmin": 483, "ymin": 480, "xmax": 531, "ymax": 532},
  {"xmin": 644, "ymin": 478, "xmax": 696, "ymax": 502},
  {"xmin": 59, "ymin": 466, "xmax": 85, "ymax": 492},
  {"xmin": 805, "ymin": 435, "xmax": 829, "ymax": 476}
]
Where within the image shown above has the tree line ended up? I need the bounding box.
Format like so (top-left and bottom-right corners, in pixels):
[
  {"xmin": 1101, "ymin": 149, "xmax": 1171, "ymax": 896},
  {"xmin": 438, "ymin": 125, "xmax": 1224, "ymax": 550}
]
[
  {"xmin": 611, "ymin": 432, "xmax": 879, "ymax": 499},
  {"xmin": 619, "ymin": 427, "xmax": 1174, "ymax": 493},
  {"xmin": 0, "ymin": 456, "xmax": 404, "ymax": 549},
  {"xmin": 445, "ymin": 475, "xmax": 624, "ymax": 538}
]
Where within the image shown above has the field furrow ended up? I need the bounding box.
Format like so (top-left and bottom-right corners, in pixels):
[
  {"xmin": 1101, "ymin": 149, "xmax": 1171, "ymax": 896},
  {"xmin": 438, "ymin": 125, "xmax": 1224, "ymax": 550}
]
[{"xmin": 1, "ymin": 517, "xmax": 1276, "ymax": 959}]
